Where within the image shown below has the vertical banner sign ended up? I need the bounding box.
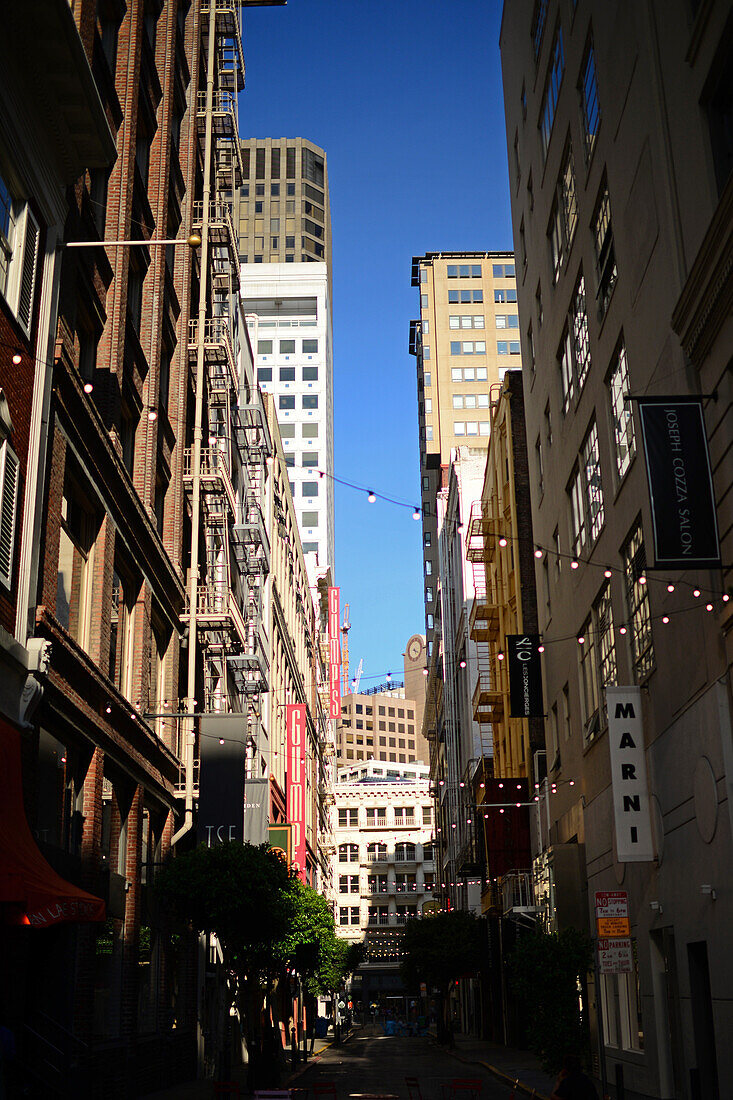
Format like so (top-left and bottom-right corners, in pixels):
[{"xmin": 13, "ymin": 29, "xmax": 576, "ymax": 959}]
[
  {"xmin": 506, "ymin": 635, "xmax": 544, "ymax": 718},
  {"xmin": 242, "ymin": 777, "xmax": 269, "ymax": 845},
  {"xmin": 286, "ymin": 703, "xmax": 307, "ymax": 881},
  {"xmin": 637, "ymin": 397, "xmax": 721, "ymax": 568},
  {"xmin": 606, "ymin": 687, "xmax": 655, "ymax": 862},
  {"xmin": 328, "ymin": 586, "xmax": 341, "ymax": 719},
  {"xmin": 197, "ymin": 715, "xmax": 247, "ymax": 846}
]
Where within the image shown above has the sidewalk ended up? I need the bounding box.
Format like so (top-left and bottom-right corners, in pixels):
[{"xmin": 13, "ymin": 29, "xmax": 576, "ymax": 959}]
[
  {"xmin": 434, "ymin": 1032, "xmax": 556, "ymax": 1100},
  {"xmin": 141, "ymin": 1032, "xmax": 340, "ymax": 1100}
]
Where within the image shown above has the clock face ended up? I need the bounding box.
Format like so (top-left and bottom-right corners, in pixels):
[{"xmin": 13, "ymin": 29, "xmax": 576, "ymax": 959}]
[{"xmin": 407, "ymin": 637, "xmax": 422, "ymax": 661}]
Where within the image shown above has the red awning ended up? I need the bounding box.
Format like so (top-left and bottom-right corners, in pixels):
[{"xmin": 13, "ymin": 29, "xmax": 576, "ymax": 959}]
[{"xmin": 0, "ymin": 717, "xmax": 105, "ymax": 927}]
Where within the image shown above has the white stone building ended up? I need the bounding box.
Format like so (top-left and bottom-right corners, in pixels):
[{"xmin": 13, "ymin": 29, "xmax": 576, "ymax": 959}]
[{"xmin": 242, "ymin": 263, "xmax": 335, "ymax": 572}]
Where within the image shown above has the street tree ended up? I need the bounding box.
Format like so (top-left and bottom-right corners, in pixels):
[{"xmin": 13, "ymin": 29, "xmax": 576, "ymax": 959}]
[{"xmin": 400, "ymin": 910, "xmax": 485, "ymax": 1041}]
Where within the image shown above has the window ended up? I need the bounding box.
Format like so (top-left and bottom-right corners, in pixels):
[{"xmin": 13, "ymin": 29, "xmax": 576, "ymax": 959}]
[
  {"xmin": 539, "ymin": 26, "xmax": 565, "ymax": 160},
  {"xmin": 258, "ymin": 341, "xmax": 272, "ymax": 357},
  {"xmin": 302, "ymin": 423, "xmax": 318, "ymax": 437},
  {"xmin": 302, "ymin": 451, "xmax": 318, "ymax": 467},
  {"xmin": 302, "ymin": 481, "xmax": 318, "ymax": 497},
  {"xmin": 593, "ymin": 181, "xmax": 618, "ymax": 318},
  {"xmin": 558, "ymin": 274, "xmax": 591, "ymax": 412},
  {"xmin": 284, "ymin": 453, "xmax": 295, "ymax": 468},
  {"xmin": 109, "ymin": 562, "xmax": 137, "ymax": 700},
  {"xmin": 278, "ymin": 395, "xmax": 295, "ymax": 410},
  {"xmin": 302, "ymin": 394, "xmax": 318, "ymax": 409},
  {"xmin": 302, "ymin": 511, "xmax": 318, "ymax": 526},
  {"xmin": 338, "ymin": 843, "xmax": 359, "ymax": 863},
  {"xmin": 579, "ymin": 36, "xmax": 601, "ymax": 159},
  {"xmin": 0, "ymin": 438, "xmax": 20, "ymax": 589},
  {"xmin": 450, "ymin": 341, "xmax": 486, "ymax": 355},
  {"xmin": 494, "ymin": 289, "xmax": 517, "ymax": 303},
  {"xmin": 548, "ymin": 142, "xmax": 577, "ymax": 281},
  {"xmin": 279, "ymin": 339, "xmax": 295, "ymax": 354},
  {"xmin": 449, "ymin": 315, "xmax": 485, "ymax": 329},
  {"xmin": 303, "ymin": 339, "xmax": 318, "ymax": 353},
  {"xmin": 57, "ymin": 476, "xmax": 99, "ymax": 652},
  {"xmin": 578, "ymin": 617, "xmax": 599, "ymax": 731},
  {"xmin": 423, "ymin": 806, "xmax": 432, "ymax": 825},
  {"xmin": 279, "ymin": 367, "xmax": 295, "ymax": 381},
  {"xmin": 596, "ymin": 581, "xmax": 617, "ymax": 692},
  {"xmin": 572, "ymin": 421, "xmax": 604, "ymax": 552},
  {"xmin": 623, "ymin": 520, "xmax": 655, "ymax": 680},
  {"xmin": 0, "ymin": 173, "xmax": 40, "ymax": 337},
  {"xmin": 303, "ymin": 365, "xmax": 318, "ymax": 380},
  {"xmin": 609, "ymin": 339, "xmax": 634, "ymax": 478},
  {"xmin": 447, "ymin": 264, "xmax": 481, "ymax": 278},
  {"xmin": 531, "ymin": 0, "xmax": 549, "ymax": 59},
  {"xmin": 257, "ymin": 366, "xmax": 272, "ymax": 382},
  {"xmin": 280, "ymin": 424, "xmax": 295, "ymax": 438}
]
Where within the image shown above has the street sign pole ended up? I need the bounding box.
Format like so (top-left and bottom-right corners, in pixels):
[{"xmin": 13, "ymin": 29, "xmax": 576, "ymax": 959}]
[{"xmin": 593, "ymin": 940, "xmax": 609, "ymax": 1100}]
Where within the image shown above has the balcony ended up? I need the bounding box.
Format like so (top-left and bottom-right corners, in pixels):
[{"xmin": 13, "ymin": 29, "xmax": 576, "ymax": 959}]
[
  {"xmin": 395, "ymin": 883, "xmax": 418, "ymax": 894},
  {"xmin": 469, "ymin": 597, "xmax": 501, "ymax": 643},
  {"xmin": 366, "ymin": 885, "xmax": 389, "ymax": 898},
  {"xmin": 395, "ymin": 815, "xmax": 416, "ymax": 828},
  {"xmin": 188, "ymin": 317, "xmax": 237, "ymax": 396},
  {"xmin": 200, "ymin": 0, "xmax": 245, "ymax": 89},
  {"xmin": 232, "ymin": 394, "xmax": 273, "ymax": 464},
  {"xmin": 192, "ymin": 200, "xmax": 238, "ymax": 266},
  {"xmin": 473, "ymin": 675, "xmax": 504, "ymax": 724},
  {"xmin": 183, "ymin": 446, "xmax": 237, "ymax": 519},
  {"xmin": 364, "ymin": 815, "xmax": 387, "ymax": 829},
  {"xmin": 197, "ymin": 89, "xmax": 237, "ymax": 140},
  {"xmin": 501, "ymin": 869, "xmax": 539, "ymax": 919},
  {"xmin": 232, "ymin": 493, "xmax": 270, "ymax": 575},
  {"xmin": 227, "ymin": 618, "xmax": 269, "ymax": 694}
]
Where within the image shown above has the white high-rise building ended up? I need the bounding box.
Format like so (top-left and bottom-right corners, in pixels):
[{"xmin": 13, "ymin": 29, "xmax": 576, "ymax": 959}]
[{"xmin": 242, "ymin": 263, "xmax": 335, "ymax": 572}]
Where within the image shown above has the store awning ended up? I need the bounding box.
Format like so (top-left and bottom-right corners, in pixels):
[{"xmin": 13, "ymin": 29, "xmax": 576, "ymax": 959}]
[{"xmin": 0, "ymin": 717, "xmax": 105, "ymax": 927}]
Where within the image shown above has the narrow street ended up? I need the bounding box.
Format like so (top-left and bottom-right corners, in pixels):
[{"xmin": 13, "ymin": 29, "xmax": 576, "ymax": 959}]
[{"xmin": 292, "ymin": 1028, "xmax": 514, "ymax": 1100}]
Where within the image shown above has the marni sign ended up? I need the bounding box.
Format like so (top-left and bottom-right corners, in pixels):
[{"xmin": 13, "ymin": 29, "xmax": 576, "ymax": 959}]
[{"xmin": 606, "ymin": 687, "xmax": 654, "ymax": 862}]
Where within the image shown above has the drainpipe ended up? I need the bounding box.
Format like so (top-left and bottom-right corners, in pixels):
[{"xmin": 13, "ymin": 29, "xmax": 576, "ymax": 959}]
[{"xmin": 173, "ymin": 0, "xmax": 216, "ymax": 846}]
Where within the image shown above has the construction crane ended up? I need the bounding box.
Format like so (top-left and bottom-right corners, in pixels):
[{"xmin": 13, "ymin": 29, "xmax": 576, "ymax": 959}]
[
  {"xmin": 352, "ymin": 658, "xmax": 364, "ymax": 695},
  {"xmin": 341, "ymin": 603, "xmax": 350, "ymax": 695}
]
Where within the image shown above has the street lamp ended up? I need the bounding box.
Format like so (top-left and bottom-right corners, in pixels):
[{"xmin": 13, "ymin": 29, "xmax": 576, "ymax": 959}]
[{"xmin": 63, "ymin": 233, "xmax": 202, "ymax": 249}]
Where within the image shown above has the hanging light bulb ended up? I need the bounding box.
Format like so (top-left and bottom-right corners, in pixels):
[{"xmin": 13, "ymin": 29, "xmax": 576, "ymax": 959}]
[
  {"xmin": 571, "ymin": 559, "xmax": 579, "ymax": 570},
  {"xmin": 12, "ymin": 349, "xmax": 22, "ymax": 365},
  {"xmin": 619, "ymin": 625, "xmax": 627, "ymax": 635},
  {"xmin": 723, "ymin": 593, "xmax": 730, "ymax": 603},
  {"xmin": 693, "ymin": 588, "xmax": 701, "ymax": 598},
  {"xmin": 667, "ymin": 583, "xmax": 675, "ymax": 593},
  {"xmin": 459, "ymin": 659, "xmax": 466, "ymax": 669},
  {"xmin": 662, "ymin": 615, "xmax": 669, "ymax": 624},
  {"xmin": 367, "ymin": 490, "xmax": 376, "ymax": 503},
  {"xmin": 497, "ymin": 651, "xmax": 504, "ymax": 661},
  {"xmin": 219, "ymin": 738, "xmax": 225, "ymax": 745},
  {"xmin": 499, "ymin": 536, "xmax": 508, "ymax": 547},
  {"xmin": 83, "ymin": 381, "xmax": 94, "ymax": 394},
  {"xmin": 706, "ymin": 603, "xmax": 714, "ymax": 612},
  {"xmin": 412, "ymin": 507, "xmax": 420, "ymax": 520},
  {"xmin": 538, "ymin": 644, "xmax": 545, "ymax": 653},
  {"xmin": 604, "ymin": 569, "xmax": 612, "ymax": 579},
  {"xmin": 577, "ymin": 635, "xmax": 585, "ymax": 645},
  {"xmin": 639, "ymin": 575, "xmax": 647, "ymax": 585},
  {"xmin": 534, "ymin": 548, "xmax": 543, "ymax": 559}
]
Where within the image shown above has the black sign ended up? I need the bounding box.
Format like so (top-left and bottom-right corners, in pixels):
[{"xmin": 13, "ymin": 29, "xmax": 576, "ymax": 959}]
[
  {"xmin": 242, "ymin": 777, "xmax": 269, "ymax": 845},
  {"xmin": 637, "ymin": 398, "xmax": 720, "ymax": 568},
  {"xmin": 197, "ymin": 714, "xmax": 247, "ymax": 846},
  {"xmin": 506, "ymin": 634, "xmax": 544, "ymax": 718}
]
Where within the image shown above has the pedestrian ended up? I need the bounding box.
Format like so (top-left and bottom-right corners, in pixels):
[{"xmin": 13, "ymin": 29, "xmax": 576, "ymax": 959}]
[{"xmin": 550, "ymin": 1054, "xmax": 598, "ymax": 1100}]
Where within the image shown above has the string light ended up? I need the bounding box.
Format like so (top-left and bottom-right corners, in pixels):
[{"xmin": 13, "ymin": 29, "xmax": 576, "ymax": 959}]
[
  {"xmin": 662, "ymin": 616, "xmax": 669, "ymax": 624},
  {"xmin": 604, "ymin": 570, "xmax": 612, "ymax": 579},
  {"xmin": 148, "ymin": 409, "xmax": 158, "ymax": 422},
  {"xmin": 619, "ymin": 625, "xmax": 627, "ymax": 635},
  {"xmin": 706, "ymin": 603, "xmax": 714, "ymax": 612},
  {"xmin": 367, "ymin": 490, "xmax": 376, "ymax": 503},
  {"xmin": 667, "ymin": 584, "xmax": 675, "ymax": 593},
  {"xmin": 694, "ymin": 589, "xmax": 701, "ymax": 598},
  {"xmin": 412, "ymin": 507, "xmax": 421, "ymax": 520},
  {"xmin": 459, "ymin": 659, "xmax": 467, "ymax": 668},
  {"xmin": 535, "ymin": 548, "xmax": 544, "ymax": 559},
  {"xmin": 83, "ymin": 381, "xmax": 94, "ymax": 394},
  {"xmin": 12, "ymin": 349, "xmax": 22, "ymax": 365},
  {"xmin": 498, "ymin": 537, "xmax": 508, "ymax": 547},
  {"xmin": 571, "ymin": 559, "xmax": 579, "ymax": 570}
]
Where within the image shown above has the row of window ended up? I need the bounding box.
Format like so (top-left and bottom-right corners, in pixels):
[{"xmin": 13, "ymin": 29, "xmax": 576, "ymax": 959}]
[
  {"xmin": 498, "ymin": 341, "xmax": 521, "ymax": 355},
  {"xmin": 278, "ymin": 395, "xmax": 319, "ymax": 410},
  {"xmin": 454, "ymin": 422, "xmax": 491, "ymax": 437},
  {"xmin": 279, "ymin": 422, "xmax": 319, "ymax": 439},
  {"xmin": 338, "ymin": 873, "xmax": 435, "ymax": 894},
  {"xmin": 258, "ymin": 339, "xmax": 318, "ymax": 355},
  {"xmin": 453, "ymin": 394, "xmax": 491, "ymax": 409},
  {"xmin": 283, "ymin": 452, "xmax": 319, "ymax": 468},
  {"xmin": 338, "ymin": 842, "xmax": 434, "ymax": 862},
  {"xmin": 337, "ymin": 806, "xmax": 432, "ymax": 827}
]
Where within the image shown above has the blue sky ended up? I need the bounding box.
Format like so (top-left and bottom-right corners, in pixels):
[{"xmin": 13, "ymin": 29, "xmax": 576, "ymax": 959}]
[{"xmin": 239, "ymin": 0, "xmax": 514, "ymax": 687}]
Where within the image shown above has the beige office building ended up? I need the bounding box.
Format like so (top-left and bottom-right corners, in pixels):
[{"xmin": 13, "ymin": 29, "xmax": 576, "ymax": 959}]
[
  {"xmin": 237, "ymin": 137, "xmax": 331, "ymax": 272},
  {"xmin": 409, "ymin": 253, "xmax": 521, "ymax": 656},
  {"xmin": 336, "ymin": 634, "xmax": 428, "ymax": 766}
]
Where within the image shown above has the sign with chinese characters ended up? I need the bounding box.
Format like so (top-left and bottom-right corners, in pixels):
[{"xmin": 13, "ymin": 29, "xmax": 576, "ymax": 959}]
[
  {"xmin": 197, "ymin": 714, "xmax": 247, "ymax": 846},
  {"xmin": 328, "ymin": 586, "xmax": 341, "ymax": 718},
  {"xmin": 595, "ymin": 891, "xmax": 631, "ymax": 937},
  {"xmin": 597, "ymin": 937, "xmax": 633, "ymax": 974},
  {"xmin": 637, "ymin": 397, "xmax": 720, "ymax": 568},
  {"xmin": 286, "ymin": 704, "xmax": 307, "ymax": 881},
  {"xmin": 606, "ymin": 687, "xmax": 655, "ymax": 862},
  {"xmin": 506, "ymin": 634, "xmax": 544, "ymax": 718}
]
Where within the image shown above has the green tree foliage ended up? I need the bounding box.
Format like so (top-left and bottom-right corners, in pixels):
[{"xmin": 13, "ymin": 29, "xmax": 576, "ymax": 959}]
[
  {"xmin": 155, "ymin": 841, "xmax": 294, "ymax": 978},
  {"xmin": 399, "ymin": 910, "xmax": 485, "ymax": 994},
  {"xmin": 507, "ymin": 927, "xmax": 593, "ymax": 1073},
  {"xmin": 312, "ymin": 938, "xmax": 365, "ymax": 997}
]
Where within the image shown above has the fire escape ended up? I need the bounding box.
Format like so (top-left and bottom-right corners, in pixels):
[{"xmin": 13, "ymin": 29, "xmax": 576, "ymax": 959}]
[{"xmin": 176, "ymin": 0, "xmax": 271, "ymax": 814}]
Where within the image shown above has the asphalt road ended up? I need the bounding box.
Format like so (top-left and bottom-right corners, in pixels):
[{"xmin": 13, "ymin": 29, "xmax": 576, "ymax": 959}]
[{"xmin": 292, "ymin": 1027, "xmax": 513, "ymax": 1100}]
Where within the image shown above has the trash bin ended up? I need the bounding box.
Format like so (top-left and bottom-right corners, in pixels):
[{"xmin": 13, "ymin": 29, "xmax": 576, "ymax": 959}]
[{"xmin": 315, "ymin": 1016, "xmax": 329, "ymax": 1039}]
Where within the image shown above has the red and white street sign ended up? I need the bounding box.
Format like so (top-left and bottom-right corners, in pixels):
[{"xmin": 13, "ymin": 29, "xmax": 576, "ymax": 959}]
[
  {"xmin": 595, "ymin": 891, "xmax": 630, "ymax": 937},
  {"xmin": 597, "ymin": 937, "xmax": 633, "ymax": 973}
]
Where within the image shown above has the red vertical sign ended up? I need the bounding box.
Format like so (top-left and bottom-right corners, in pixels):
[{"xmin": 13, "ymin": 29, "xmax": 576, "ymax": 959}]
[
  {"xmin": 328, "ymin": 586, "xmax": 341, "ymax": 719},
  {"xmin": 286, "ymin": 704, "xmax": 307, "ymax": 882}
]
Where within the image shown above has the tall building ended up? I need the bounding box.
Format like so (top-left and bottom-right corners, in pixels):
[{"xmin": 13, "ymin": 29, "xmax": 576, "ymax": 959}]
[
  {"xmin": 332, "ymin": 760, "xmax": 436, "ymax": 1007},
  {"xmin": 242, "ymin": 263, "xmax": 335, "ymax": 570},
  {"xmin": 0, "ymin": 0, "xmax": 278, "ymax": 1091},
  {"xmin": 237, "ymin": 137, "xmax": 332, "ymax": 273},
  {"xmin": 409, "ymin": 252, "xmax": 521, "ymax": 661},
  {"xmin": 501, "ymin": 1, "xmax": 733, "ymax": 1095},
  {"xmin": 336, "ymin": 636, "xmax": 429, "ymax": 766},
  {"xmin": 261, "ymin": 391, "xmax": 335, "ymax": 893}
]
